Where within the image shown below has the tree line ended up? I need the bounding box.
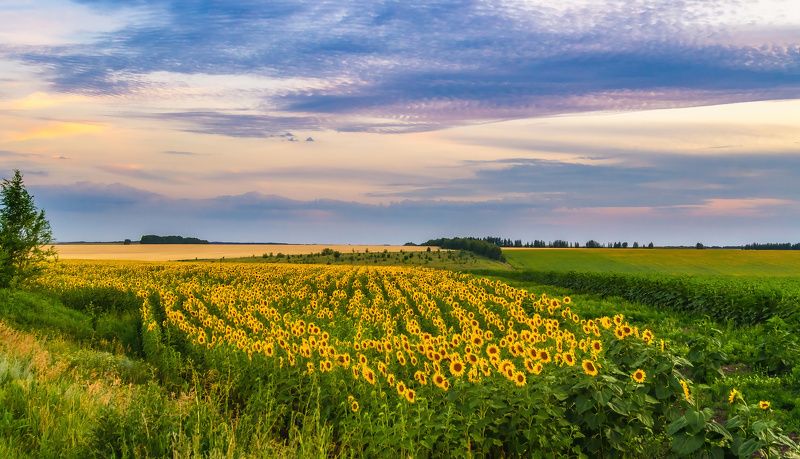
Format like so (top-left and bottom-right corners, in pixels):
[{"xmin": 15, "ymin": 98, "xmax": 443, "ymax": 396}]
[
  {"xmin": 455, "ymin": 236, "xmax": 656, "ymax": 249},
  {"xmin": 422, "ymin": 237, "xmax": 505, "ymax": 261},
  {"xmin": 743, "ymin": 242, "xmax": 800, "ymax": 250},
  {"xmin": 140, "ymin": 235, "xmax": 210, "ymax": 244}
]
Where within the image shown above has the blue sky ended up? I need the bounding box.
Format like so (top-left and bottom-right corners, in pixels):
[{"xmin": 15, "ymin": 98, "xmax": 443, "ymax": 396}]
[{"xmin": 1, "ymin": 0, "xmax": 799, "ymax": 243}]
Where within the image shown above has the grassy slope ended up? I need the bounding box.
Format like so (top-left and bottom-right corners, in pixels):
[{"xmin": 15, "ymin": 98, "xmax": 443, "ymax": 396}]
[
  {"xmin": 504, "ymin": 248, "xmax": 800, "ymax": 277},
  {"xmin": 0, "ymin": 290, "xmax": 331, "ymax": 458}
]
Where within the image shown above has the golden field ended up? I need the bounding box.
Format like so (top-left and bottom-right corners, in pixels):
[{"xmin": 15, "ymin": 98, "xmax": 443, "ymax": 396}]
[{"xmin": 54, "ymin": 243, "xmax": 431, "ymax": 261}]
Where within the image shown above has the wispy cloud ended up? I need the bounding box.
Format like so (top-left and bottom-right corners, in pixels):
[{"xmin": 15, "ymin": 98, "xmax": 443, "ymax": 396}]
[{"xmin": 1, "ymin": 0, "xmax": 796, "ymax": 135}]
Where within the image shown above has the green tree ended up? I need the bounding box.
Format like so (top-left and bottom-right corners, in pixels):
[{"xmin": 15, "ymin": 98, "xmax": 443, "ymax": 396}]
[{"xmin": 0, "ymin": 170, "xmax": 56, "ymax": 287}]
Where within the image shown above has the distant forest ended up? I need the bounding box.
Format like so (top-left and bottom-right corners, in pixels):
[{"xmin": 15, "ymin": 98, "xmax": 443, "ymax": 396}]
[
  {"xmin": 140, "ymin": 235, "xmax": 209, "ymax": 244},
  {"xmin": 423, "ymin": 237, "xmax": 800, "ymax": 251},
  {"xmin": 743, "ymin": 242, "xmax": 800, "ymax": 250},
  {"xmin": 426, "ymin": 236, "xmax": 656, "ymax": 250}
]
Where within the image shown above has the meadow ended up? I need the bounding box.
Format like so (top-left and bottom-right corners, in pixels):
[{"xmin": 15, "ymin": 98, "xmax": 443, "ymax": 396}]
[{"xmin": 0, "ymin": 258, "xmax": 797, "ymax": 457}]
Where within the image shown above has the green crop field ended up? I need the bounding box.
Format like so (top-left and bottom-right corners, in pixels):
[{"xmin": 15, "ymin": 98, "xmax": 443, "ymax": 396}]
[{"xmin": 504, "ymin": 248, "xmax": 800, "ymax": 277}]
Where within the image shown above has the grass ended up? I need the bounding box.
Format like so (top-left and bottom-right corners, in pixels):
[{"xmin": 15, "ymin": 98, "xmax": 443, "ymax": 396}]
[
  {"xmin": 504, "ymin": 248, "xmax": 800, "ymax": 277},
  {"xmin": 0, "ymin": 290, "xmax": 335, "ymax": 458}
]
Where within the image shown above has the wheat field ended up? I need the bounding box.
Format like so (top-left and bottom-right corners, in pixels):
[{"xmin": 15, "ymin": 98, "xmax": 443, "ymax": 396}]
[{"xmin": 54, "ymin": 244, "xmax": 431, "ymax": 261}]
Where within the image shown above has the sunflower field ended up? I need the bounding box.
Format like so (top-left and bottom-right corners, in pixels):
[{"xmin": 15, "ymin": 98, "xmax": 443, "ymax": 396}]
[{"xmin": 32, "ymin": 261, "xmax": 798, "ymax": 457}]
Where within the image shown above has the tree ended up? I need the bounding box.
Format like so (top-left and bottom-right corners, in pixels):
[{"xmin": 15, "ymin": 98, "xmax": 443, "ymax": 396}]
[
  {"xmin": 696, "ymin": 242, "xmax": 705, "ymax": 249},
  {"xmin": 0, "ymin": 170, "xmax": 56, "ymax": 287}
]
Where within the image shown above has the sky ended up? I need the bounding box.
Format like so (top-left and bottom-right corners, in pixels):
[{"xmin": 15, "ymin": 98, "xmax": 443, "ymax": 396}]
[{"xmin": 0, "ymin": 0, "xmax": 798, "ymax": 244}]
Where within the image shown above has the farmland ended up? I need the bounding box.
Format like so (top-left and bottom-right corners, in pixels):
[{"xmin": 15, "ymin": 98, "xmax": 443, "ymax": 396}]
[
  {"xmin": 504, "ymin": 248, "xmax": 800, "ymax": 277},
  {"xmin": 0, "ymin": 259, "xmax": 797, "ymax": 457},
  {"xmin": 54, "ymin": 243, "xmax": 432, "ymax": 261}
]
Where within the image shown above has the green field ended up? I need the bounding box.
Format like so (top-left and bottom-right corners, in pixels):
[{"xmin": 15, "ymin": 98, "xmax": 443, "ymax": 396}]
[
  {"xmin": 3, "ymin": 260, "xmax": 797, "ymax": 458},
  {"xmin": 504, "ymin": 249, "xmax": 800, "ymax": 277}
]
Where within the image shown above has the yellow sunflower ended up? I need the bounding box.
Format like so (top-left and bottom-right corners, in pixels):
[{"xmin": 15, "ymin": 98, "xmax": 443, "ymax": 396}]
[
  {"xmin": 631, "ymin": 369, "xmax": 646, "ymax": 384},
  {"xmin": 582, "ymin": 360, "xmax": 599, "ymax": 377},
  {"xmin": 449, "ymin": 360, "xmax": 465, "ymax": 377}
]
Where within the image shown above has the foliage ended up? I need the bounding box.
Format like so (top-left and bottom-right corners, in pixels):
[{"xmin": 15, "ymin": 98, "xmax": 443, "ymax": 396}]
[
  {"xmin": 423, "ymin": 237, "xmax": 505, "ymax": 261},
  {"xmin": 0, "ymin": 170, "xmax": 56, "ymax": 287}
]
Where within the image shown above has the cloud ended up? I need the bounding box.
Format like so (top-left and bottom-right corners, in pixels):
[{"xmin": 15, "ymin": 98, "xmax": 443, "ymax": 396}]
[
  {"xmin": 368, "ymin": 153, "xmax": 800, "ymax": 208},
  {"xmin": 6, "ymin": 121, "xmax": 105, "ymax": 142},
  {"xmin": 162, "ymin": 150, "xmax": 201, "ymax": 156},
  {"xmin": 96, "ymin": 164, "xmax": 181, "ymax": 182},
  {"xmin": 152, "ymin": 111, "xmax": 323, "ymax": 137},
  {"xmin": 2, "ymin": 0, "xmax": 797, "ymax": 135},
  {"xmin": 31, "ymin": 180, "xmax": 800, "ymax": 245}
]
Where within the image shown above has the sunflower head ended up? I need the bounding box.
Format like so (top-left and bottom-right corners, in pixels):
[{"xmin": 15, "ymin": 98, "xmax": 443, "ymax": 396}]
[
  {"xmin": 582, "ymin": 360, "xmax": 598, "ymax": 377},
  {"xmin": 631, "ymin": 369, "xmax": 646, "ymax": 384},
  {"xmin": 450, "ymin": 360, "xmax": 465, "ymax": 377},
  {"xmin": 728, "ymin": 388, "xmax": 739, "ymax": 404},
  {"xmin": 759, "ymin": 400, "xmax": 771, "ymax": 410}
]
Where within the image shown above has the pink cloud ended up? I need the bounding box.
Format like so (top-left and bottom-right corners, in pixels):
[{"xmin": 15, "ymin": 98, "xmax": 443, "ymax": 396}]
[{"xmin": 678, "ymin": 198, "xmax": 796, "ymax": 217}]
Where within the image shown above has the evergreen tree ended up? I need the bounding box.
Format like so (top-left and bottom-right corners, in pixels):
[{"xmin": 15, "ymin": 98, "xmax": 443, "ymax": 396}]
[{"xmin": 0, "ymin": 170, "xmax": 55, "ymax": 287}]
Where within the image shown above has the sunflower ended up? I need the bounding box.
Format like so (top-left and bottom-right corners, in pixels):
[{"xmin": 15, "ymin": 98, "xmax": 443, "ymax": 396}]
[
  {"xmin": 680, "ymin": 379, "xmax": 691, "ymax": 402},
  {"xmin": 591, "ymin": 340, "xmax": 602, "ymax": 353},
  {"xmin": 728, "ymin": 388, "xmax": 739, "ymax": 404},
  {"xmin": 562, "ymin": 351, "xmax": 576, "ymax": 367},
  {"xmin": 759, "ymin": 400, "xmax": 770, "ymax": 410},
  {"xmin": 513, "ymin": 371, "xmax": 526, "ymax": 387},
  {"xmin": 405, "ymin": 389, "xmax": 416, "ymax": 403},
  {"xmin": 486, "ymin": 344, "xmax": 500, "ymax": 357},
  {"xmin": 614, "ymin": 328, "xmax": 625, "ymax": 340},
  {"xmin": 433, "ymin": 373, "xmax": 449, "ymax": 391},
  {"xmin": 449, "ymin": 360, "xmax": 465, "ymax": 377},
  {"xmin": 524, "ymin": 358, "xmax": 536, "ymax": 373},
  {"xmin": 306, "ymin": 362, "xmax": 315, "ymax": 374},
  {"xmin": 396, "ymin": 381, "xmax": 407, "ymax": 396},
  {"xmin": 538, "ymin": 349, "xmax": 551, "ymax": 363},
  {"xmin": 563, "ymin": 296, "xmax": 571, "ymax": 304},
  {"xmin": 582, "ymin": 360, "xmax": 598, "ymax": 377},
  {"xmin": 350, "ymin": 400, "xmax": 359, "ymax": 412},
  {"xmin": 414, "ymin": 370, "xmax": 428, "ymax": 385},
  {"xmin": 363, "ymin": 367, "xmax": 376, "ymax": 385},
  {"xmin": 631, "ymin": 369, "xmax": 646, "ymax": 384}
]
